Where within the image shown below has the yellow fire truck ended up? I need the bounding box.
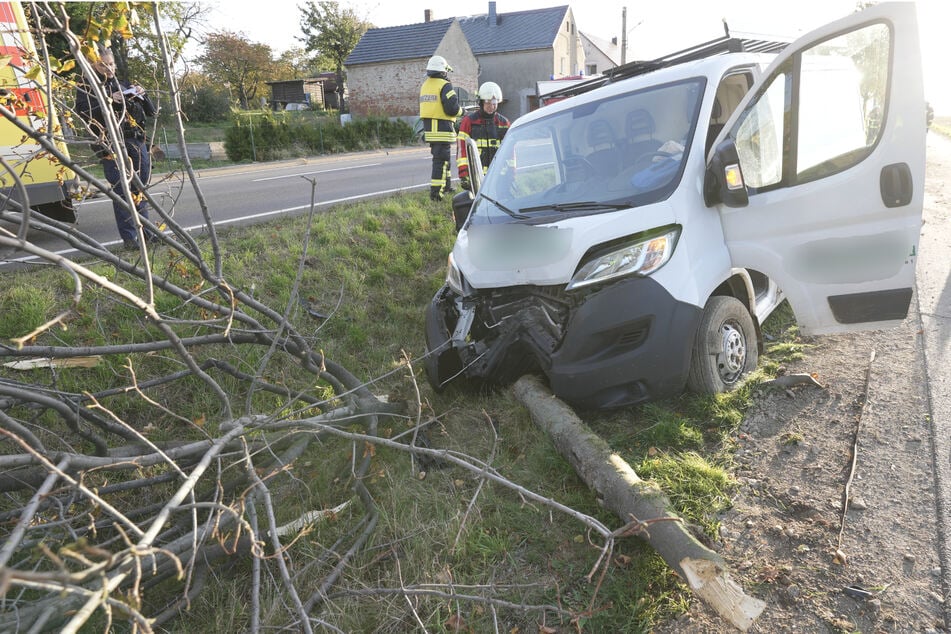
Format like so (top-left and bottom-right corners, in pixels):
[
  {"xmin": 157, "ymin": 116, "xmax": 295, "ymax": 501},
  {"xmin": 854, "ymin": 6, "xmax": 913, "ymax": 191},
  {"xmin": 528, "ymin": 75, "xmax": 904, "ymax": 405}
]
[{"xmin": 0, "ymin": 0, "xmax": 76, "ymax": 222}]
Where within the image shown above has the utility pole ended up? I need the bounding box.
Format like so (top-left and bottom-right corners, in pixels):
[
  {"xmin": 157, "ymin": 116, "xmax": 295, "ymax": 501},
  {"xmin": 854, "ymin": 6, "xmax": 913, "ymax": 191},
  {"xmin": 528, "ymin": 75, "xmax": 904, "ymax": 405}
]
[{"xmin": 621, "ymin": 6, "xmax": 627, "ymax": 64}]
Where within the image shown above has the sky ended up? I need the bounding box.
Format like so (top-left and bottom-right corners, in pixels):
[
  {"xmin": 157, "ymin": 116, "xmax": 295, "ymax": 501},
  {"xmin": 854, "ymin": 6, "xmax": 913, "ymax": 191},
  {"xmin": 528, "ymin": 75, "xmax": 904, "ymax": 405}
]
[{"xmin": 203, "ymin": 0, "xmax": 951, "ymax": 114}]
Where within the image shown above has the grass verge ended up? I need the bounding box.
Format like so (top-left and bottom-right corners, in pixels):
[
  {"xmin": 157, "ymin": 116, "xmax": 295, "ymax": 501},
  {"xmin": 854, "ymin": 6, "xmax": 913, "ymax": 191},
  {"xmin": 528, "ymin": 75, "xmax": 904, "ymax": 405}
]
[{"xmin": 0, "ymin": 192, "xmax": 803, "ymax": 632}]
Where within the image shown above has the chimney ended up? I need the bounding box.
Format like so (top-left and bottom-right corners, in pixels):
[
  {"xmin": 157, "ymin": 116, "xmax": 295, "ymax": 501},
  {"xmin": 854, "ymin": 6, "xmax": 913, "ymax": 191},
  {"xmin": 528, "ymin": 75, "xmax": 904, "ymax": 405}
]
[
  {"xmin": 424, "ymin": 9, "xmax": 432, "ymax": 22},
  {"xmin": 488, "ymin": 1, "xmax": 497, "ymax": 27}
]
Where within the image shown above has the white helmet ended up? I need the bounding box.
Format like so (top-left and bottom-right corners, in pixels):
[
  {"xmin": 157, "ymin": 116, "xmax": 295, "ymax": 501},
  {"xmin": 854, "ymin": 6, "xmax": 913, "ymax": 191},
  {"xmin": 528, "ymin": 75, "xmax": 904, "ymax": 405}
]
[
  {"xmin": 478, "ymin": 81, "xmax": 502, "ymax": 103},
  {"xmin": 426, "ymin": 55, "xmax": 452, "ymax": 73}
]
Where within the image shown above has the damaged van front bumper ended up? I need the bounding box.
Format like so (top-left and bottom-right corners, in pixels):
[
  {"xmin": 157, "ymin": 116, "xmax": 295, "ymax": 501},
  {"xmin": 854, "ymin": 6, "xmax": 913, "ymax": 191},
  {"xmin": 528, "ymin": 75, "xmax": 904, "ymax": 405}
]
[{"xmin": 423, "ymin": 276, "xmax": 703, "ymax": 409}]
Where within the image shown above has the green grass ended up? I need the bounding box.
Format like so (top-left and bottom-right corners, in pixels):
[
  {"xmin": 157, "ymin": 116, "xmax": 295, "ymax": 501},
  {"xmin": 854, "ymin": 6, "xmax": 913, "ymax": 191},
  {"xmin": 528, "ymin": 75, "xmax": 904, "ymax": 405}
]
[{"xmin": 0, "ymin": 190, "xmax": 803, "ymax": 632}]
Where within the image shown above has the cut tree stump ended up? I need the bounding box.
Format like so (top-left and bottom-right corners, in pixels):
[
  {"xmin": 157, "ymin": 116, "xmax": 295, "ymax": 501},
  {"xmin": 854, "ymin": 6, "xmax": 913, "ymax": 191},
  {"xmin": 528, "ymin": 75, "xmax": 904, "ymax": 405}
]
[{"xmin": 512, "ymin": 375, "xmax": 766, "ymax": 632}]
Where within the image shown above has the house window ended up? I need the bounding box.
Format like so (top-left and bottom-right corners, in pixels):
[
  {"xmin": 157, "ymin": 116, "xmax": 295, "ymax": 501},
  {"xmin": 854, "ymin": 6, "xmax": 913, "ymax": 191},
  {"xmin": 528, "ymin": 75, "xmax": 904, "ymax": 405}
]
[{"xmin": 586, "ymin": 64, "xmax": 597, "ymax": 75}]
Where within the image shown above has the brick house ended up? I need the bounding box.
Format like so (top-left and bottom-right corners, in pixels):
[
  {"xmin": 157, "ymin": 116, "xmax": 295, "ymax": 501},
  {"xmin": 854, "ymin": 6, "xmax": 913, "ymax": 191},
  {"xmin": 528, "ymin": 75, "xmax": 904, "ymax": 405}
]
[
  {"xmin": 343, "ymin": 18, "xmax": 478, "ymax": 119},
  {"xmin": 345, "ymin": 2, "xmax": 586, "ymax": 122}
]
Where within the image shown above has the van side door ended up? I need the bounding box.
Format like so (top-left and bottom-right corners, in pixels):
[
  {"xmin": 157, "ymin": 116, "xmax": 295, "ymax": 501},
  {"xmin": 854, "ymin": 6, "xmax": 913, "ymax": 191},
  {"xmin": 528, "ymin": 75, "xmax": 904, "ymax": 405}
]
[{"xmin": 709, "ymin": 2, "xmax": 925, "ymax": 335}]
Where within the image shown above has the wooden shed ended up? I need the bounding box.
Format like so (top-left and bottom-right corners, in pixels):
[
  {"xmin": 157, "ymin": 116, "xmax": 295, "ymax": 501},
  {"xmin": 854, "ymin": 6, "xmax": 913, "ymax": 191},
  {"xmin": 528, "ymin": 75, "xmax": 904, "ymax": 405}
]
[{"xmin": 266, "ymin": 79, "xmax": 325, "ymax": 110}]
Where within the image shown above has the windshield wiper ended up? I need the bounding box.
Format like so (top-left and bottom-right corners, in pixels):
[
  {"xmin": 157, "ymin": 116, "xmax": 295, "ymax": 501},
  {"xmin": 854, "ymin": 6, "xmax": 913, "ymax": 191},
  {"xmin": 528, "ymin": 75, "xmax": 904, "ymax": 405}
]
[
  {"xmin": 481, "ymin": 194, "xmax": 529, "ymax": 220},
  {"xmin": 519, "ymin": 201, "xmax": 630, "ymax": 214}
]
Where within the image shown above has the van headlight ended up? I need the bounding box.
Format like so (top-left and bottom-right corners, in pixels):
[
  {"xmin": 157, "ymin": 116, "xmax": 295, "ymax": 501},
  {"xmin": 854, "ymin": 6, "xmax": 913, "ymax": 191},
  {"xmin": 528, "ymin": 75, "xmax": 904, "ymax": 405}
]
[
  {"xmin": 446, "ymin": 252, "xmax": 468, "ymax": 295},
  {"xmin": 566, "ymin": 226, "xmax": 680, "ymax": 290}
]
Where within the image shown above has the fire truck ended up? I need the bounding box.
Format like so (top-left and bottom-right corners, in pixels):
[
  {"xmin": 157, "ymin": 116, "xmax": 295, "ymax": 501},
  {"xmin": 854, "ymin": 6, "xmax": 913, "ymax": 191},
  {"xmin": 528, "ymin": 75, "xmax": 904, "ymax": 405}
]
[{"xmin": 0, "ymin": 0, "xmax": 76, "ymax": 222}]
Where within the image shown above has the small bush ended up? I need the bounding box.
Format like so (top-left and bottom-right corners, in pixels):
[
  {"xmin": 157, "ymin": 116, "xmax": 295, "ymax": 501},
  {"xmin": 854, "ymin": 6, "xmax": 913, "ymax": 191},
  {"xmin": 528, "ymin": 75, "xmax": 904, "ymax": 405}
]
[
  {"xmin": 224, "ymin": 112, "xmax": 416, "ymax": 162},
  {"xmin": 179, "ymin": 87, "xmax": 231, "ymax": 123}
]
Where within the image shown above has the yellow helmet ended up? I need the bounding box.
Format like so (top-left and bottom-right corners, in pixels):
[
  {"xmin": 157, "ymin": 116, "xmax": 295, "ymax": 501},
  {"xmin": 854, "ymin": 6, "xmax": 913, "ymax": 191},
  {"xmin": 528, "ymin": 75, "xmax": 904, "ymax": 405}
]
[{"xmin": 426, "ymin": 55, "xmax": 452, "ymax": 73}]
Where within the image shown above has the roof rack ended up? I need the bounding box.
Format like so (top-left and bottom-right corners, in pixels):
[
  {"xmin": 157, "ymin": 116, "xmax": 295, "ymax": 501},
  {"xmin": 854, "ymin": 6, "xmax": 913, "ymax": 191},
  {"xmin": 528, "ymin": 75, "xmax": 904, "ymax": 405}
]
[{"xmin": 540, "ymin": 35, "xmax": 789, "ymax": 103}]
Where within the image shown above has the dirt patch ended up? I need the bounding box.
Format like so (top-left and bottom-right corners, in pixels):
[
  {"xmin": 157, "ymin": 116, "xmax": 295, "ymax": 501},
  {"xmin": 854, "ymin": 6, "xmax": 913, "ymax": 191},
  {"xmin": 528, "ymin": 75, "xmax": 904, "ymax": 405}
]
[{"xmin": 658, "ymin": 324, "xmax": 945, "ymax": 633}]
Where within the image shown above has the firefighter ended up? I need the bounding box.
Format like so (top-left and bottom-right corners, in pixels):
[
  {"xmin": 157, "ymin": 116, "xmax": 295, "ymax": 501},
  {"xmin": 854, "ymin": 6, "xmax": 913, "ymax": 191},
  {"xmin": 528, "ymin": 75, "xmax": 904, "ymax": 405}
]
[
  {"xmin": 457, "ymin": 81, "xmax": 510, "ymax": 192},
  {"xmin": 419, "ymin": 55, "xmax": 462, "ymax": 201}
]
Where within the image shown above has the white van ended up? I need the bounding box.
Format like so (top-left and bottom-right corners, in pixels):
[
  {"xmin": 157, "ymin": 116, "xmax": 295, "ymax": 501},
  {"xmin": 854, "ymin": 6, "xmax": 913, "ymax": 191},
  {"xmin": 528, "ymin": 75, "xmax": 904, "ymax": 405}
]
[{"xmin": 424, "ymin": 3, "xmax": 925, "ymax": 409}]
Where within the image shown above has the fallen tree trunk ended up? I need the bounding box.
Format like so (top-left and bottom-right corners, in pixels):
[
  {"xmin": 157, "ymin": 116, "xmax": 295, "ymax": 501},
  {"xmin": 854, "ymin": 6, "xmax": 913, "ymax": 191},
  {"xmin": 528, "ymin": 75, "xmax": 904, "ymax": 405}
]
[{"xmin": 512, "ymin": 375, "xmax": 765, "ymax": 632}]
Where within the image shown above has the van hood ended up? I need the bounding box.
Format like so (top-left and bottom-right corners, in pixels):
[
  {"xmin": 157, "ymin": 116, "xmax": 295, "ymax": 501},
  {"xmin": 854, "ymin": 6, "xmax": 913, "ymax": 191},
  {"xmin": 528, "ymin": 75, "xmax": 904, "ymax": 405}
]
[{"xmin": 453, "ymin": 201, "xmax": 678, "ymax": 289}]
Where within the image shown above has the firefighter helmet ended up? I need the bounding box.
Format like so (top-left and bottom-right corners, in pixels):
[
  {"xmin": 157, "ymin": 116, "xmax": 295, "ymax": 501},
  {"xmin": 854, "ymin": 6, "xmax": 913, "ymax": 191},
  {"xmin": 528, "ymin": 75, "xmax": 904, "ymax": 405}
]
[
  {"xmin": 477, "ymin": 81, "xmax": 503, "ymax": 103},
  {"xmin": 426, "ymin": 55, "xmax": 452, "ymax": 73}
]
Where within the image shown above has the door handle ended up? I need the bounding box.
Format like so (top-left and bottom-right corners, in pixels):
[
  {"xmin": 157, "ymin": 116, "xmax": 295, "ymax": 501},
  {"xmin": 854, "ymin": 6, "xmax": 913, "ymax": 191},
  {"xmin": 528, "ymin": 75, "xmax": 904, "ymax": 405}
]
[{"xmin": 880, "ymin": 162, "xmax": 912, "ymax": 208}]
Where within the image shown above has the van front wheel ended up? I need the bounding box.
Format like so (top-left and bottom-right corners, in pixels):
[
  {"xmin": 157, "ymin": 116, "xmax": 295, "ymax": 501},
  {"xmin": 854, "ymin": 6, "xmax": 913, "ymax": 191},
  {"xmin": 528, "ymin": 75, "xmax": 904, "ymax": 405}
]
[{"xmin": 687, "ymin": 296, "xmax": 758, "ymax": 395}]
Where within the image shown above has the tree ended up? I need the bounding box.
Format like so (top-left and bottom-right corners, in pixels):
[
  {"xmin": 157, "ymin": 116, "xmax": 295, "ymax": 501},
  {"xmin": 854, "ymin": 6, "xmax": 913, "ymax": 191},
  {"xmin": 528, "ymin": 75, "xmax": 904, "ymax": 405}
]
[
  {"xmin": 39, "ymin": 2, "xmax": 207, "ymax": 91},
  {"xmin": 298, "ymin": 1, "xmax": 371, "ymax": 111},
  {"xmin": 275, "ymin": 46, "xmax": 320, "ymax": 80},
  {"xmin": 197, "ymin": 31, "xmax": 273, "ymax": 108}
]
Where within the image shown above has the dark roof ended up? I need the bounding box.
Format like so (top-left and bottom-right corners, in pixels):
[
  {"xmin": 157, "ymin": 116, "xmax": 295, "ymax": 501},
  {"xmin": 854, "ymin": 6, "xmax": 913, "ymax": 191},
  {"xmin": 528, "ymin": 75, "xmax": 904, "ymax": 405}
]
[
  {"xmin": 459, "ymin": 5, "xmax": 568, "ymax": 54},
  {"xmin": 345, "ymin": 18, "xmax": 456, "ymax": 65}
]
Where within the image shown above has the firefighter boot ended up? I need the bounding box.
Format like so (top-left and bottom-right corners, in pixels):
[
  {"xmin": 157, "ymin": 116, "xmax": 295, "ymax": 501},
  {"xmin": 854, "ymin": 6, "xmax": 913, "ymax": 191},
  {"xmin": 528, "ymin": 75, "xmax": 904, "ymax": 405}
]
[{"xmin": 430, "ymin": 186, "xmax": 443, "ymax": 201}]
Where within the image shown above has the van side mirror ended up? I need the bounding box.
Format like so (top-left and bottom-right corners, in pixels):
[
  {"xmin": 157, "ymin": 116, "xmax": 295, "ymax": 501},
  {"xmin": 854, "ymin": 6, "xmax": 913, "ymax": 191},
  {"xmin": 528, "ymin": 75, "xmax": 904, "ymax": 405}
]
[
  {"xmin": 452, "ymin": 190, "xmax": 474, "ymax": 231},
  {"xmin": 704, "ymin": 139, "xmax": 749, "ymax": 208}
]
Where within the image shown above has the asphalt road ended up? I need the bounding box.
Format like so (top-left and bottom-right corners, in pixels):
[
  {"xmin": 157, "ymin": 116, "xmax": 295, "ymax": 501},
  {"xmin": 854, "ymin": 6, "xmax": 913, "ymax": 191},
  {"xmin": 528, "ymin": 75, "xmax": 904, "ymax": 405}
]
[
  {"xmin": 918, "ymin": 131, "xmax": 951, "ymax": 618},
  {"xmin": 0, "ymin": 146, "xmax": 432, "ymax": 269}
]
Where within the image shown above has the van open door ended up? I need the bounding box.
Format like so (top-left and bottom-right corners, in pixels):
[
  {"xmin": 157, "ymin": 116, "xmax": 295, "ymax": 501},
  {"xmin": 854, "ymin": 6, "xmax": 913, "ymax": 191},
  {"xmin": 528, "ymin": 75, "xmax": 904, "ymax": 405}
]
[{"xmin": 706, "ymin": 2, "xmax": 925, "ymax": 335}]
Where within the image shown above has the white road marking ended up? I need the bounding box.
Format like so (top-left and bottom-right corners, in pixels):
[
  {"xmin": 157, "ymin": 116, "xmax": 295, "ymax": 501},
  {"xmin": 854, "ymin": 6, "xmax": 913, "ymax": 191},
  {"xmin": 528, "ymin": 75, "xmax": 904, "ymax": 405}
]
[{"xmin": 250, "ymin": 163, "xmax": 381, "ymax": 182}]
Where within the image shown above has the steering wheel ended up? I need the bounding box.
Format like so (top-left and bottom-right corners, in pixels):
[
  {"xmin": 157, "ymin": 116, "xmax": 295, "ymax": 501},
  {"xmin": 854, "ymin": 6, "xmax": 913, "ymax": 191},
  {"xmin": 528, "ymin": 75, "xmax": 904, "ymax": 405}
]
[
  {"xmin": 562, "ymin": 155, "xmax": 595, "ymax": 182},
  {"xmin": 633, "ymin": 151, "xmax": 675, "ymax": 171}
]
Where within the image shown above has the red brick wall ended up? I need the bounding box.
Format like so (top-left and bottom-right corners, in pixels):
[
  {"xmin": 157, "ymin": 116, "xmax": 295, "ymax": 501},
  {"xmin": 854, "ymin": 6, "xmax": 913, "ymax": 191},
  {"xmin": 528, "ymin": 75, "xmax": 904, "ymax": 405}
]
[{"xmin": 346, "ymin": 60, "xmax": 422, "ymax": 117}]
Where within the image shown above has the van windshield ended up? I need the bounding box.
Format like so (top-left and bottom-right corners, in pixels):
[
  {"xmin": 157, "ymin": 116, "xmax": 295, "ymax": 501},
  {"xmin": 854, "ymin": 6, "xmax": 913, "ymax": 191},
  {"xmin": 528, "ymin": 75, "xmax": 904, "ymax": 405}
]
[{"xmin": 471, "ymin": 78, "xmax": 704, "ymax": 225}]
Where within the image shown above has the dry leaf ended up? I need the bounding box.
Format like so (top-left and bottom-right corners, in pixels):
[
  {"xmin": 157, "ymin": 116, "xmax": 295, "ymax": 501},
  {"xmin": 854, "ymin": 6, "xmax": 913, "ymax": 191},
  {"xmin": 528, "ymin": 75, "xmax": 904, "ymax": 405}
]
[{"xmin": 444, "ymin": 614, "xmax": 465, "ymax": 631}]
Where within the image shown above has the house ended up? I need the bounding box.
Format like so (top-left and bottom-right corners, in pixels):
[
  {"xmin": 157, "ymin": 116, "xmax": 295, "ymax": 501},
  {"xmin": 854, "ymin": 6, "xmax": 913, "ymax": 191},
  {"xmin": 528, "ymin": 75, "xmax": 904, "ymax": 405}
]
[
  {"xmin": 343, "ymin": 17, "xmax": 478, "ymax": 119},
  {"xmin": 580, "ymin": 32, "xmax": 620, "ymax": 76},
  {"xmin": 457, "ymin": 2, "xmax": 584, "ymax": 118},
  {"xmin": 344, "ymin": 2, "xmax": 586, "ymax": 121}
]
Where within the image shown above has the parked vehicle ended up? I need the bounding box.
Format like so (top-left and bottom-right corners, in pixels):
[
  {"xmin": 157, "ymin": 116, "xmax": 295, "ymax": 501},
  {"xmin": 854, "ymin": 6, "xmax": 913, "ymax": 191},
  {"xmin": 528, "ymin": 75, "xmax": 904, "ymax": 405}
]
[
  {"xmin": 0, "ymin": 0, "xmax": 76, "ymax": 222},
  {"xmin": 424, "ymin": 3, "xmax": 925, "ymax": 409}
]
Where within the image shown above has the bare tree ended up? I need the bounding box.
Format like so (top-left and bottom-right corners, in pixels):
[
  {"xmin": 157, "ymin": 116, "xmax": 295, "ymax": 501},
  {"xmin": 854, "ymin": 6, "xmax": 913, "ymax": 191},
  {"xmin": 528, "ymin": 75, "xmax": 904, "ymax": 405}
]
[{"xmin": 0, "ymin": 4, "xmax": 629, "ymax": 632}]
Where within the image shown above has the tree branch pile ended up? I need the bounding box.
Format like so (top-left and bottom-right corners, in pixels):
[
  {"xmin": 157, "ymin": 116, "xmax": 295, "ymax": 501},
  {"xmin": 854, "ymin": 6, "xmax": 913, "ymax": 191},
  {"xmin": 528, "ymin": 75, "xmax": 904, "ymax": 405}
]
[{"xmin": 0, "ymin": 5, "xmax": 405, "ymax": 631}]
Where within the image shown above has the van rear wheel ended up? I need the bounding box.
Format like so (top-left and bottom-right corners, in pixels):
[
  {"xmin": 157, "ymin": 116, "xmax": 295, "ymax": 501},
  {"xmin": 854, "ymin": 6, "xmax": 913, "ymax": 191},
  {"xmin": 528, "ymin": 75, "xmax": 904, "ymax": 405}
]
[{"xmin": 687, "ymin": 296, "xmax": 758, "ymax": 395}]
